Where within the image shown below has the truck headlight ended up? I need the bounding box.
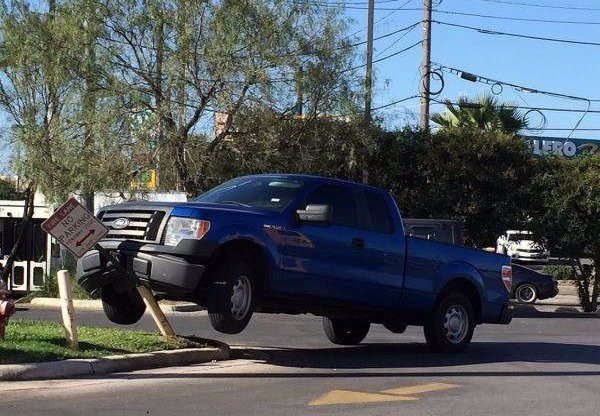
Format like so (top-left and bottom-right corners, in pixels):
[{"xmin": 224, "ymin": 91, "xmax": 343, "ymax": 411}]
[{"xmin": 164, "ymin": 217, "xmax": 211, "ymax": 246}]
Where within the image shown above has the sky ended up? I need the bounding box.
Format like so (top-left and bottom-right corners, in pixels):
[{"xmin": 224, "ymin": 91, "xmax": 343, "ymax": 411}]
[
  {"xmin": 340, "ymin": 0, "xmax": 600, "ymax": 139},
  {"xmin": 2, "ymin": 0, "xmax": 599, "ymax": 173}
]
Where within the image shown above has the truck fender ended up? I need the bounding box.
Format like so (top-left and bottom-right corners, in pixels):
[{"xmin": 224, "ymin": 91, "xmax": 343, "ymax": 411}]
[
  {"xmin": 433, "ymin": 261, "xmax": 487, "ymax": 302},
  {"xmin": 210, "ymin": 224, "xmax": 279, "ymax": 290}
]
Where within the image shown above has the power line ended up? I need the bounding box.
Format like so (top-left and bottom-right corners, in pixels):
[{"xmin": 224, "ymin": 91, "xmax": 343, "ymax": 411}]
[
  {"xmin": 431, "ymin": 101, "xmax": 600, "ymax": 114},
  {"xmin": 432, "ymin": 63, "xmax": 600, "ymax": 102},
  {"xmin": 433, "ymin": 10, "xmax": 600, "ymax": 25},
  {"xmin": 431, "ymin": 63, "xmax": 597, "ymax": 137},
  {"xmin": 473, "ymin": 0, "xmax": 600, "ymax": 11},
  {"xmin": 374, "ymin": 24, "xmax": 418, "ymax": 57},
  {"xmin": 432, "ymin": 20, "xmax": 600, "ymax": 47},
  {"xmin": 372, "ymin": 94, "xmax": 419, "ymax": 110},
  {"xmin": 524, "ymin": 128, "xmax": 600, "ymax": 131}
]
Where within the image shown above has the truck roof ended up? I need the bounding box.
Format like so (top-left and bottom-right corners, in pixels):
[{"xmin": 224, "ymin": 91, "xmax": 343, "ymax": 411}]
[{"xmin": 238, "ymin": 173, "xmax": 390, "ymax": 193}]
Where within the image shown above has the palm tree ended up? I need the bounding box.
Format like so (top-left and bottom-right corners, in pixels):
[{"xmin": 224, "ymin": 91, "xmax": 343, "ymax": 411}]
[{"xmin": 431, "ymin": 95, "xmax": 528, "ymax": 134}]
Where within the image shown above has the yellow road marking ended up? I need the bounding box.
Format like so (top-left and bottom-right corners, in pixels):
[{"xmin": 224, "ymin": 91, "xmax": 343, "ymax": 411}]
[
  {"xmin": 381, "ymin": 382, "xmax": 460, "ymax": 396},
  {"xmin": 309, "ymin": 382, "xmax": 460, "ymax": 406},
  {"xmin": 308, "ymin": 390, "xmax": 418, "ymax": 406}
]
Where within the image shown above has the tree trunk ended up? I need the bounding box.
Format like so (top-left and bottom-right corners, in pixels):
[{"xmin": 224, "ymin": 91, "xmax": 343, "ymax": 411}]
[
  {"xmin": 0, "ymin": 182, "xmax": 36, "ymax": 288},
  {"xmin": 573, "ymin": 258, "xmax": 597, "ymax": 313}
]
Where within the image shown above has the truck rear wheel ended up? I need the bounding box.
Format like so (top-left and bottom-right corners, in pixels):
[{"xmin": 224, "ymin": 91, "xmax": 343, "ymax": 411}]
[
  {"xmin": 424, "ymin": 293, "xmax": 475, "ymax": 353},
  {"xmin": 208, "ymin": 260, "xmax": 255, "ymax": 334},
  {"xmin": 323, "ymin": 317, "xmax": 370, "ymax": 345},
  {"xmin": 101, "ymin": 284, "xmax": 146, "ymax": 325}
]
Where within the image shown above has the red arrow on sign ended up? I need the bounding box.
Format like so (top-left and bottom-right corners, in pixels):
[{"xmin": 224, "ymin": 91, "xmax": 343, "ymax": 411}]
[{"xmin": 76, "ymin": 229, "xmax": 96, "ymax": 247}]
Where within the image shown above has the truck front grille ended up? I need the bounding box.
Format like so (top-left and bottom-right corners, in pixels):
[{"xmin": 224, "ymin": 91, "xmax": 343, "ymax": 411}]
[{"xmin": 99, "ymin": 210, "xmax": 166, "ymax": 241}]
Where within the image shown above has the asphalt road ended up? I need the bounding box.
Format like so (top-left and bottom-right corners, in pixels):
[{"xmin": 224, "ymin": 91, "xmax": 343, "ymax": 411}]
[{"xmin": 3, "ymin": 307, "xmax": 600, "ymax": 416}]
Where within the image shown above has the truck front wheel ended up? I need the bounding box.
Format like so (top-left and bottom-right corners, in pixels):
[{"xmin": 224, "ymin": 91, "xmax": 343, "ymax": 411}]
[
  {"xmin": 208, "ymin": 260, "xmax": 255, "ymax": 334},
  {"xmin": 323, "ymin": 317, "xmax": 370, "ymax": 345},
  {"xmin": 424, "ymin": 293, "xmax": 475, "ymax": 353},
  {"xmin": 101, "ymin": 284, "xmax": 146, "ymax": 325}
]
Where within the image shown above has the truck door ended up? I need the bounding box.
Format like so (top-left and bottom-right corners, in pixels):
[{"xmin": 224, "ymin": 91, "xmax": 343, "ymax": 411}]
[
  {"xmin": 278, "ymin": 185, "xmax": 403, "ymax": 310},
  {"xmin": 350, "ymin": 189, "xmax": 406, "ymax": 310}
]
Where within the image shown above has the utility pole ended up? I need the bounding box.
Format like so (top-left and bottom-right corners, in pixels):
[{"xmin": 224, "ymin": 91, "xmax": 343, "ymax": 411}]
[
  {"xmin": 295, "ymin": 66, "xmax": 303, "ymax": 117},
  {"xmin": 419, "ymin": 0, "xmax": 432, "ymax": 131},
  {"xmin": 364, "ymin": 0, "xmax": 375, "ymax": 124},
  {"xmin": 361, "ymin": 0, "xmax": 375, "ymax": 185}
]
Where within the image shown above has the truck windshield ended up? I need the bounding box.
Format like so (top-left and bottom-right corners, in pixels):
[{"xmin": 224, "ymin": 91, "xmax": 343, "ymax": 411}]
[{"xmin": 194, "ymin": 177, "xmax": 304, "ymax": 212}]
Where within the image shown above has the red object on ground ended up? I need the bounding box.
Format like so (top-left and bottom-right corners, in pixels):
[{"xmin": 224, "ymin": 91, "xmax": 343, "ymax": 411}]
[{"xmin": 0, "ymin": 299, "xmax": 15, "ymax": 340}]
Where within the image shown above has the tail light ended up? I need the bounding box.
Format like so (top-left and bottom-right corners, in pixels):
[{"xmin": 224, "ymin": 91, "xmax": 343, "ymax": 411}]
[{"xmin": 501, "ymin": 265, "xmax": 512, "ymax": 292}]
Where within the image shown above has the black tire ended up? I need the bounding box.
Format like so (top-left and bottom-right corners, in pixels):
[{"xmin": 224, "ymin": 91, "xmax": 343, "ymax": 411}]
[
  {"xmin": 101, "ymin": 284, "xmax": 146, "ymax": 325},
  {"xmin": 424, "ymin": 293, "xmax": 475, "ymax": 353},
  {"xmin": 208, "ymin": 259, "xmax": 255, "ymax": 334},
  {"xmin": 383, "ymin": 321, "xmax": 408, "ymax": 334},
  {"xmin": 515, "ymin": 283, "xmax": 538, "ymax": 304},
  {"xmin": 323, "ymin": 317, "xmax": 370, "ymax": 345}
]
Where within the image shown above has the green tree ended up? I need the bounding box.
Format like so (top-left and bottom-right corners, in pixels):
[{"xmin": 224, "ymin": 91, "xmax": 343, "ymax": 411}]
[
  {"xmin": 530, "ymin": 155, "xmax": 600, "ymax": 312},
  {"xmin": 101, "ymin": 0, "xmax": 358, "ymax": 194},
  {"xmin": 0, "ymin": 0, "xmax": 134, "ymax": 203},
  {"xmin": 432, "ymin": 95, "xmax": 528, "ymax": 134},
  {"xmin": 370, "ymin": 127, "xmax": 537, "ymax": 247}
]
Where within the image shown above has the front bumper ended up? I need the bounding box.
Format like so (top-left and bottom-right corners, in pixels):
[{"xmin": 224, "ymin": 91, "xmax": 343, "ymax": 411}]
[
  {"xmin": 76, "ymin": 239, "xmax": 217, "ymax": 297},
  {"xmin": 509, "ymin": 251, "xmax": 549, "ymax": 262}
]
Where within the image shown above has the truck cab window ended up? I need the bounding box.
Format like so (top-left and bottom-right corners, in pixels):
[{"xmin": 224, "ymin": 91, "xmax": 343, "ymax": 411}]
[
  {"xmin": 364, "ymin": 191, "xmax": 393, "ymax": 234},
  {"xmin": 305, "ymin": 185, "xmax": 358, "ymax": 228}
]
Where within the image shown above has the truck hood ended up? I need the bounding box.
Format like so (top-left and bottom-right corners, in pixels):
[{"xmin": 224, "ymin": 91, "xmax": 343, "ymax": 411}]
[{"xmin": 99, "ymin": 201, "xmax": 278, "ymax": 218}]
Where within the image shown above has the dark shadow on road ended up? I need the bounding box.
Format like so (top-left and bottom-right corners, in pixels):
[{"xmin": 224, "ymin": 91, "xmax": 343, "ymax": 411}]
[
  {"xmin": 104, "ymin": 341, "xmax": 600, "ymax": 381},
  {"xmin": 233, "ymin": 341, "xmax": 600, "ymax": 370},
  {"xmin": 513, "ymin": 305, "xmax": 599, "ymax": 319}
]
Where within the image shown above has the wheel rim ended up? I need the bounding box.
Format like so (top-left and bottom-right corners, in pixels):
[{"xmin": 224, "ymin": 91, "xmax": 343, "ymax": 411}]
[
  {"xmin": 517, "ymin": 285, "xmax": 536, "ymax": 303},
  {"xmin": 443, "ymin": 305, "xmax": 468, "ymax": 344},
  {"xmin": 230, "ymin": 275, "xmax": 252, "ymax": 320}
]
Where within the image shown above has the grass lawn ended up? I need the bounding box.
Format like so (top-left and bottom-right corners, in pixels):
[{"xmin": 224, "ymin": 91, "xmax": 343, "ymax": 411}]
[{"xmin": 0, "ymin": 320, "xmax": 190, "ymax": 364}]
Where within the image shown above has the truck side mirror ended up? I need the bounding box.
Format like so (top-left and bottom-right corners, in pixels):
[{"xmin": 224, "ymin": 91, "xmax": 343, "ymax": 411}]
[{"xmin": 296, "ymin": 204, "xmax": 332, "ymax": 224}]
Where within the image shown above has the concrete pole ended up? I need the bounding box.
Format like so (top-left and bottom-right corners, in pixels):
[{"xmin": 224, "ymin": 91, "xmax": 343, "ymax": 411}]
[
  {"xmin": 136, "ymin": 285, "xmax": 176, "ymax": 338},
  {"xmin": 57, "ymin": 270, "xmax": 78, "ymax": 349},
  {"xmin": 419, "ymin": 0, "xmax": 433, "ymax": 131}
]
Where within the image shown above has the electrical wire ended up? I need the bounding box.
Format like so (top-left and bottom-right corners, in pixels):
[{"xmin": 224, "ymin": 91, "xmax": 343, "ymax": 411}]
[
  {"xmin": 473, "ymin": 0, "xmax": 600, "ymax": 11},
  {"xmin": 432, "ymin": 64, "xmax": 595, "ymax": 138},
  {"xmin": 340, "ymin": 39, "xmax": 422, "ymax": 73},
  {"xmin": 433, "ymin": 10, "xmax": 600, "ymax": 25},
  {"xmin": 432, "ymin": 63, "xmax": 600, "ymax": 102},
  {"xmin": 432, "ymin": 20, "xmax": 600, "ymax": 47},
  {"xmin": 372, "ymin": 94, "xmax": 419, "ymax": 111},
  {"xmin": 374, "ymin": 23, "xmax": 418, "ymax": 58}
]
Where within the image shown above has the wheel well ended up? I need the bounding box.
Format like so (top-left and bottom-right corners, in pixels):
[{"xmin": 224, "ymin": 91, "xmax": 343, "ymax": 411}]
[
  {"xmin": 438, "ymin": 278, "xmax": 482, "ymax": 322},
  {"xmin": 204, "ymin": 239, "xmax": 271, "ymax": 296}
]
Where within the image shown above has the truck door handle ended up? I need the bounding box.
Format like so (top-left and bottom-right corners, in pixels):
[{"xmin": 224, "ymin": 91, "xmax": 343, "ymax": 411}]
[{"xmin": 352, "ymin": 238, "xmax": 365, "ymax": 250}]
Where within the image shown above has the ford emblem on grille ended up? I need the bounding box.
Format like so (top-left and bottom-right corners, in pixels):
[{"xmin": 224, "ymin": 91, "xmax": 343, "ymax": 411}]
[{"xmin": 112, "ymin": 217, "xmax": 130, "ymax": 229}]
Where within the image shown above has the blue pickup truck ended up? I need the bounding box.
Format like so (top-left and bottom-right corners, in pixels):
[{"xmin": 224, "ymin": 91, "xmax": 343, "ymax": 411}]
[{"xmin": 77, "ymin": 174, "xmax": 512, "ymax": 352}]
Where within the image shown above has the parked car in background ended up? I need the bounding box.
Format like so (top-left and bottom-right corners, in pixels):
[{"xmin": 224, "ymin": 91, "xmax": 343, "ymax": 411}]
[
  {"xmin": 77, "ymin": 174, "xmax": 513, "ymax": 353},
  {"xmin": 511, "ymin": 264, "xmax": 559, "ymax": 304},
  {"xmin": 496, "ymin": 230, "xmax": 550, "ymax": 263}
]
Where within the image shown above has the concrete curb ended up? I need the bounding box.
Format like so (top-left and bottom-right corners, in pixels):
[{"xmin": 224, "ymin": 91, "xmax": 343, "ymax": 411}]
[
  {"xmin": 24, "ymin": 297, "xmax": 204, "ymax": 314},
  {"xmin": 0, "ymin": 344, "xmax": 229, "ymax": 381}
]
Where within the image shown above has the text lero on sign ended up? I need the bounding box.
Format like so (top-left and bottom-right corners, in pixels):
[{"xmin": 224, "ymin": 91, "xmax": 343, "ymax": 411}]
[{"xmin": 41, "ymin": 197, "xmax": 108, "ymax": 258}]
